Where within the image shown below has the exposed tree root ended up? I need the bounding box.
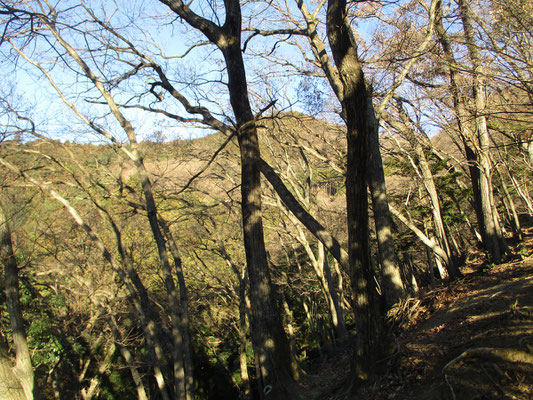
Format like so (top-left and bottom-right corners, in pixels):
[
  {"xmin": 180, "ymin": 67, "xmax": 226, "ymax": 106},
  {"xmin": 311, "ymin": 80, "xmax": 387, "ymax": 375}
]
[
  {"xmin": 443, "ymin": 347, "xmax": 533, "ymax": 371},
  {"xmin": 442, "ymin": 347, "xmax": 533, "ymax": 400}
]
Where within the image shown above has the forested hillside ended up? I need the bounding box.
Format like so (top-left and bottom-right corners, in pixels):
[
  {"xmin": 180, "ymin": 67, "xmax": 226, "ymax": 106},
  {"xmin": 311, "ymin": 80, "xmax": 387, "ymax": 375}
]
[{"xmin": 0, "ymin": 0, "xmax": 532, "ymax": 399}]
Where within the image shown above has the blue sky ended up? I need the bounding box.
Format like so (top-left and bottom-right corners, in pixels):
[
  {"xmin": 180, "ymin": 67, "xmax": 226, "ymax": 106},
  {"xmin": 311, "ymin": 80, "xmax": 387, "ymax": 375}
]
[{"xmin": 1, "ymin": 0, "xmax": 435, "ymax": 143}]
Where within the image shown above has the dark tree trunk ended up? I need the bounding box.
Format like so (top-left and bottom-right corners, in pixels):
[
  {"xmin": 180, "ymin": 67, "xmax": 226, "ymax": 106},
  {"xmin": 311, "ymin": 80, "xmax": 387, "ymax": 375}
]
[
  {"xmin": 297, "ymin": 0, "xmax": 406, "ymax": 306},
  {"xmin": 157, "ymin": 0, "xmax": 302, "ymax": 397},
  {"xmin": 326, "ymin": 0, "xmax": 383, "ymax": 386},
  {"xmin": 222, "ymin": 40, "xmax": 300, "ymax": 399}
]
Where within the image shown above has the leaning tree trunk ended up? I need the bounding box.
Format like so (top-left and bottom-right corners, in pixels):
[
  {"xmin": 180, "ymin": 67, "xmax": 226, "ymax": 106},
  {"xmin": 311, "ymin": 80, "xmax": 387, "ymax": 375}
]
[
  {"xmin": 0, "ymin": 339, "xmax": 26, "ymax": 400},
  {"xmin": 494, "ymin": 163, "xmax": 522, "ymax": 240},
  {"xmin": 259, "ymin": 158, "xmax": 349, "ymax": 270}
]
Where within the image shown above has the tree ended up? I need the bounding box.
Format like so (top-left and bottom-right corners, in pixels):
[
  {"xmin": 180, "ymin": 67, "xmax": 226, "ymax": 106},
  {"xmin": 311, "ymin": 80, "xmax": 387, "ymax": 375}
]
[
  {"xmin": 156, "ymin": 0, "xmax": 302, "ymax": 397},
  {"xmin": 1, "ymin": 2, "xmax": 195, "ymax": 397},
  {"xmin": 326, "ymin": 0, "xmax": 383, "ymax": 386},
  {"xmin": 291, "ymin": 0, "xmax": 407, "ymax": 308},
  {"xmin": 434, "ymin": 0, "xmax": 508, "ymax": 263},
  {"xmin": 383, "ymin": 100, "xmax": 462, "ymax": 279},
  {"xmin": 0, "ymin": 200, "xmax": 37, "ymax": 400}
]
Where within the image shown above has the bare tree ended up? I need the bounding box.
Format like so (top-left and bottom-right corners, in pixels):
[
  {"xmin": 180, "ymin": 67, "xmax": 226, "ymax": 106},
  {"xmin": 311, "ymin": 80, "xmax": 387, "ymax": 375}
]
[{"xmin": 156, "ymin": 0, "xmax": 303, "ymax": 397}]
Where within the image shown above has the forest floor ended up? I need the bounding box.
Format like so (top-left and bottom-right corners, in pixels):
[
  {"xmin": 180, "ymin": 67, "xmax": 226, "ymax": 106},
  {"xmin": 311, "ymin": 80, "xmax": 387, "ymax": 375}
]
[{"xmin": 312, "ymin": 222, "xmax": 533, "ymax": 400}]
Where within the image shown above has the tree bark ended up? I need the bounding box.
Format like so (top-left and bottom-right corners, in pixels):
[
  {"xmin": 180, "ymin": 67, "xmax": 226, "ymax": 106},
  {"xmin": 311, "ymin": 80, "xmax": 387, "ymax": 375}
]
[
  {"xmin": 457, "ymin": 0, "xmax": 508, "ymax": 263},
  {"xmin": 326, "ymin": 0, "xmax": 383, "ymax": 385},
  {"xmin": 0, "ymin": 337, "xmax": 26, "ymax": 400},
  {"xmin": 296, "ymin": 0, "xmax": 405, "ymax": 306},
  {"xmin": 157, "ymin": 0, "xmax": 302, "ymax": 396},
  {"xmin": 0, "ymin": 204, "xmax": 36, "ymax": 400},
  {"xmin": 494, "ymin": 164, "xmax": 522, "ymax": 240},
  {"xmin": 318, "ymin": 244, "xmax": 348, "ymax": 340},
  {"xmin": 225, "ymin": 41, "xmax": 300, "ymax": 398}
]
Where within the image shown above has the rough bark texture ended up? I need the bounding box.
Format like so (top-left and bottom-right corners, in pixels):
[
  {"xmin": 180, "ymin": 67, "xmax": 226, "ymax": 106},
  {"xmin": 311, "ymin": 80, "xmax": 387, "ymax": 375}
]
[
  {"xmin": 297, "ymin": 0, "xmax": 405, "ymax": 306},
  {"xmin": 158, "ymin": 0, "xmax": 301, "ymax": 397},
  {"xmin": 0, "ymin": 338, "xmax": 26, "ymax": 400},
  {"xmin": 223, "ymin": 42, "xmax": 299, "ymax": 400},
  {"xmin": 318, "ymin": 244, "xmax": 348, "ymax": 340},
  {"xmin": 326, "ymin": 0, "xmax": 383, "ymax": 386},
  {"xmin": 367, "ymin": 125, "xmax": 406, "ymax": 305}
]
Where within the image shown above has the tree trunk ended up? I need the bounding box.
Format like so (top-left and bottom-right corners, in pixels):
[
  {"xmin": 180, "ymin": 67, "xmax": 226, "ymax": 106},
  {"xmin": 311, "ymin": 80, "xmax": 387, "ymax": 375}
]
[
  {"xmin": 297, "ymin": 0, "xmax": 405, "ymax": 307},
  {"xmin": 367, "ymin": 126, "xmax": 406, "ymax": 306},
  {"xmin": 388, "ymin": 204, "xmax": 451, "ymax": 265},
  {"xmin": 238, "ymin": 280, "xmax": 252, "ymax": 399},
  {"xmin": 458, "ymin": 0, "xmax": 509, "ymax": 262},
  {"xmin": 327, "ymin": 0, "xmax": 383, "ymax": 385},
  {"xmin": 0, "ymin": 337, "xmax": 26, "ymax": 400},
  {"xmin": 436, "ymin": 0, "xmax": 507, "ymax": 263},
  {"xmin": 0, "ymin": 204, "xmax": 36, "ymax": 400},
  {"xmin": 221, "ymin": 12, "xmax": 301, "ymax": 398}
]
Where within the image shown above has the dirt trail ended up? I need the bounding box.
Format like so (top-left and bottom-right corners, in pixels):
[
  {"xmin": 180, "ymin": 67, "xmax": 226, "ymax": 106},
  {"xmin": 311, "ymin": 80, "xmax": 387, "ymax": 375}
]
[
  {"xmin": 394, "ymin": 255, "xmax": 533, "ymax": 400},
  {"xmin": 317, "ymin": 229, "xmax": 533, "ymax": 400}
]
